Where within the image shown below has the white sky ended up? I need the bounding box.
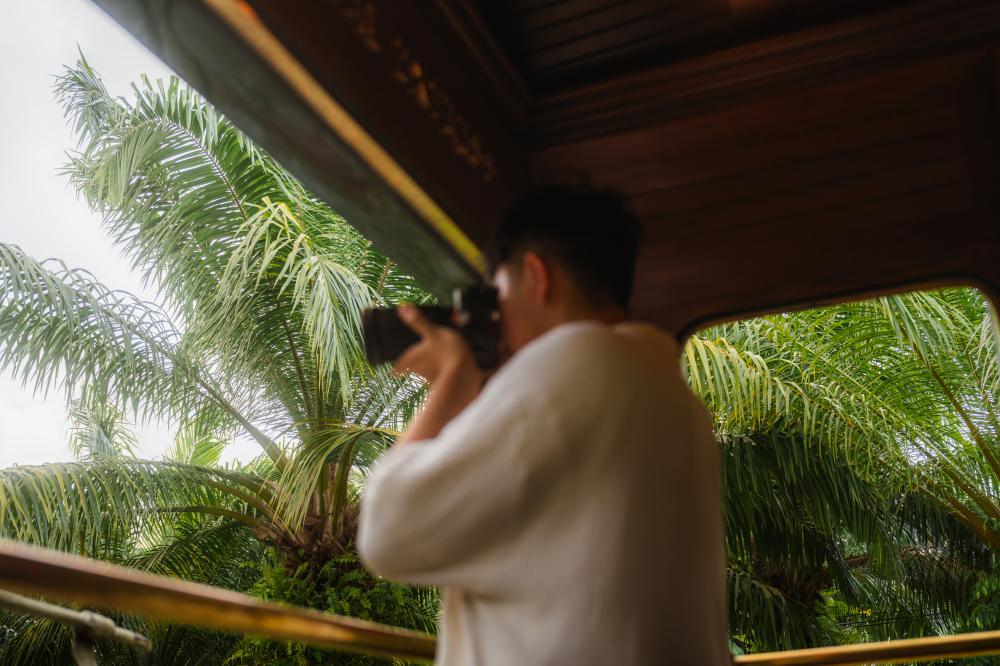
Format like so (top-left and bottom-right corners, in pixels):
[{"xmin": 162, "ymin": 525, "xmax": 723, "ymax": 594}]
[{"xmin": 0, "ymin": 0, "xmax": 259, "ymax": 466}]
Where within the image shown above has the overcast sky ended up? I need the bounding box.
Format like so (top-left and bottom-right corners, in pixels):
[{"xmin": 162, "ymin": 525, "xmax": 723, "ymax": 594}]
[{"xmin": 0, "ymin": 0, "xmax": 259, "ymax": 466}]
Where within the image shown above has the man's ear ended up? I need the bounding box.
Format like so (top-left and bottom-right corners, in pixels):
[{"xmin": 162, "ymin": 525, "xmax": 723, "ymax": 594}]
[{"xmin": 520, "ymin": 251, "xmax": 551, "ymax": 304}]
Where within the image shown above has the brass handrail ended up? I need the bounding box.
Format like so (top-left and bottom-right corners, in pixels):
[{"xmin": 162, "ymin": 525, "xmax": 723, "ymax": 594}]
[
  {"xmin": 0, "ymin": 540, "xmax": 435, "ymax": 662},
  {"xmin": 735, "ymin": 630, "xmax": 1000, "ymax": 665},
  {"xmin": 2, "ymin": 539, "xmax": 1000, "ymax": 664}
]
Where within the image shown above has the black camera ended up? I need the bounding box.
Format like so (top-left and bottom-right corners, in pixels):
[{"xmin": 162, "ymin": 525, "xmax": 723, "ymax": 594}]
[{"xmin": 362, "ymin": 286, "xmax": 502, "ymax": 369}]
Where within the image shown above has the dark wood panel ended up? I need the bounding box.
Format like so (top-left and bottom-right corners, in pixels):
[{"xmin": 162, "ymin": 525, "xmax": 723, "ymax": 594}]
[
  {"xmin": 638, "ymin": 180, "xmax": 974, "ymax": 274},
  {"xmin": 634, "ymin": 189, "xmax": 993, "ymax": 331},
  {"xmin": 535, "ymin": 39, "xmax": 1000, "ymax": 335},
  {"xmin": 472, "ymin": 0, "xmax": 926, "ymax": 92},
  {"xmin": 612, "ymin": 128, "xmax": 960, "ymax": 224},
  {"xmin": 524, "ymin": 3, "xmax": 720, "ymax": 72},
  {"xmin": 538, "ymin": 50, "xmax": 975, "ymax": 167},
  {"xmin": 470, "ymin": 0, "xmax": 724, "ymax": 90},
  {"xmin": 520, "ymin": 0, "xmax": 673, "ymax": 38},
  {"xmin": 622, "ymin": 102, "xmax": 962, "ymax": 206},
  {"xmin": 534, "ymin": 0, "xmax": 1000, "ymax": 144},
  {"xmin": 636, "ymin": 157, "xmax": 965, "ymax": 245}
]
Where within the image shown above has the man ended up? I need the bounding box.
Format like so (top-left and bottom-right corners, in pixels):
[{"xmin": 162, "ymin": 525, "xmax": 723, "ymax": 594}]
[{"xmin": 358, "ymin": 185, "xmax": 729, "ymax": 665}]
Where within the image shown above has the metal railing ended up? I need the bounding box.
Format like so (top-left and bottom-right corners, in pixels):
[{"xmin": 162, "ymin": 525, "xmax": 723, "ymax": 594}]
[
  {"xmin": 0, "ymin": 589, "xmax": 151, "ymax": 665},
  {"xmin": 0, "ymin": 539, "xmax": 998, "ymax": 665}
]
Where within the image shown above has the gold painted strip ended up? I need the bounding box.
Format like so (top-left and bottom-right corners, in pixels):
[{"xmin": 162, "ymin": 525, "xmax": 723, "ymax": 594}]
[
  {"xmin": 201, "ymin": 0, "xmax": 487, "ymax": 275},
  {"xmin": 0, "ymin": 541, "xmax": 435, "ymax": 661}
]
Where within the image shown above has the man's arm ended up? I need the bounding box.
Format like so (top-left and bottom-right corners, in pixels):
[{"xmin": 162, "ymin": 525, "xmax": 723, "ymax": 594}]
[
  {"xmin": 358, "ymin": 305, "xmax": 519, "ymax": 589},
  {"xmin": 357, "ymin": 369, "xmax": 538, "ymax": 591}
]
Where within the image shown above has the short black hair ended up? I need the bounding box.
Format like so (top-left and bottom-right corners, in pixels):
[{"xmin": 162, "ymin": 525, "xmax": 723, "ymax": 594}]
[{"xmin": 488, "ymin": 184, "xmax": 642, "ymax": 311}]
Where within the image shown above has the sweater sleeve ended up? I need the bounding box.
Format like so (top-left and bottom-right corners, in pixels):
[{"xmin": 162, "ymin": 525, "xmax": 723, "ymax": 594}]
[{"xmin": 357, "ymin": 378, "xmax": 550, "ymax": 592}]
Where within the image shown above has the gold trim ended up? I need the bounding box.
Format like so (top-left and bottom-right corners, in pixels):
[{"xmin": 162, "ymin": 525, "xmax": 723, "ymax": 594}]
[{"xmin": 202, "ymin": 0, "xmax": 487, "ymax": 274}]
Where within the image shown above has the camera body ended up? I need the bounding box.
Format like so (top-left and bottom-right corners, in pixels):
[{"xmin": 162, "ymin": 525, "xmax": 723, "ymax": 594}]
[{"xmin": 362, "ymin": 286, "xmax": 502, "ymax": 369}]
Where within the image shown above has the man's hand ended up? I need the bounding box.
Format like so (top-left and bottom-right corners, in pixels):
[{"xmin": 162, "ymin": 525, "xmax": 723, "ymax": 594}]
[
  {"xmin": 392, "ymin": 305, "xmax": 485, "ymax": 444},
  {"xmin": 393, "ymin": 305, "xmax": 477, "ymax": 385}
]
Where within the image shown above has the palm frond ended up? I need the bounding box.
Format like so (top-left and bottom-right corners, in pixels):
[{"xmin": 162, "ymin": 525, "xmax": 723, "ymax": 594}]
[
  {"xmin": 0, "ymin": 243, "xmax": 202, "ymax": 420},
  {"xmin": 67, "ymin": 387, "xmax": 140, "ymax": 460},
  {"xmin": 0, "ymin": 458, "xmax": 274, "ymax": 557}
]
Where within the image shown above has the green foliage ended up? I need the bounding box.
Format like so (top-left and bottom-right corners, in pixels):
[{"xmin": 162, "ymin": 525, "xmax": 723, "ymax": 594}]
[
  {"xmin": 68, "ymin": 387, "xmax": 140, "ymax": 460},
  {"xmin": 967, "ymin": 570, "xmax": 1000, "ymax": 631},
  {"xmin": 690, "ymin": 288, "xmax": 1000, "ymax": 652},
  {"xmin": 227, "ymin": 551, "xmax": 437, "ymax": 665},
  {"xmin": 0, "ymin": 54, "xmax": 436, "ymax": 663}
]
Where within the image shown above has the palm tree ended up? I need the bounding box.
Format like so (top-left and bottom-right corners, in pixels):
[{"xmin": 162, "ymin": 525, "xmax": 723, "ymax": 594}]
[
  {"xmin": 803, "ymin": 290, "xmax": 1000, "ymax": 553},
  {"xmin": 0, "ymin": 56, "xmax": 435, "ymax": 663},
  {"xmin": 687, "ymin": 289, "xmax": 999, "ymax": 651}
]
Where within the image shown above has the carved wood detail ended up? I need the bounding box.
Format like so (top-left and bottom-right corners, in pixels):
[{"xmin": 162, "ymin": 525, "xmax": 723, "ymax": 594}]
[{"xmin": 333, "ymin": 0, "xmax": 497, "ymax": 181}]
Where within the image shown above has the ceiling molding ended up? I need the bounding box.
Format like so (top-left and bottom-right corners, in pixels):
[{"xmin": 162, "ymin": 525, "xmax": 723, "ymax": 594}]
[{"xmin": 535, "ymin": 0, "xmax": 1000, "ymax": 145}]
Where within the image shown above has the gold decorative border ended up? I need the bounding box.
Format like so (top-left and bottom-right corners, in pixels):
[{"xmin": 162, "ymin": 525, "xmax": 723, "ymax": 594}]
[
  {"xmin": 389, "ymin": 38, "xmax": 497, "ymax": 182},
  {"xmin": 334, "ymin": 1, "xmax": 496, "ymax": 182},
  {"xmin": 202, "ymin": 0, "xmax": 487, "ymax": 274}
]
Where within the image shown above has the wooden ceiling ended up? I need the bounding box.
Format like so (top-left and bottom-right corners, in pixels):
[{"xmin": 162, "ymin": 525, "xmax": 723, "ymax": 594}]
[
  {"xmin": 471, "ymin": 0, "xmax": 918, "ymax": 93},
  {"xmin": 94, "ymin": 0, "xmax": 1000, "ymax": 337}
]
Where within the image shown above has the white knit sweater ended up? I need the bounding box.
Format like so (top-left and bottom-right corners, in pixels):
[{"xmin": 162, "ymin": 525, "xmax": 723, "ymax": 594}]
[{"xmin": 359, "ymin": 321, "xmax": 730, "ymax": 665}]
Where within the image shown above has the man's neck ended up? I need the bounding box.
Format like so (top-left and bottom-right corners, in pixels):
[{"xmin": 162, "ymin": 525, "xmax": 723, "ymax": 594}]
[
  {"xmin": 509, "ymin": 305, "xmax": 628, "ymax": 358},
  {"xmin": 544, "ymin": 300, "xmax": 627, "ymax": 332}
]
